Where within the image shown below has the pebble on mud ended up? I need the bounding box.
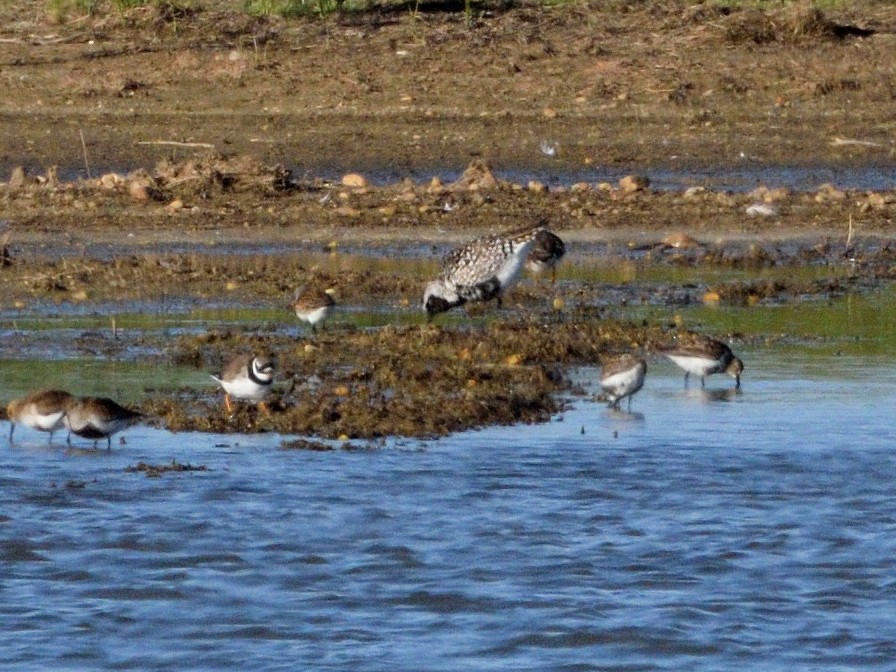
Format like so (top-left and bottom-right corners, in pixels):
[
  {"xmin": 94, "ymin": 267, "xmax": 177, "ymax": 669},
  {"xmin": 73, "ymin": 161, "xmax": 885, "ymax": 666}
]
[
  {"xmin": 662, "ymin": 232, "xmax": 702, "ymax": 249},
  {"xmin": 9, "ymin": 166, "xmax": 28, "ymax": 189},
  {"xmin": 815, "ymin": 183, "xmax": 846, "ymax": 202},
  {"xmin": 451, "ymin": 160, "xmax": 498, "ymax": 191},
  {"xmin": 99, "ymin": 173, "xmax": 125, "ymax": 189},
  {"xmin": 619, "ymin": 175, "xmax": 650, "ymax": 193},
  {"xmin": 342, "ymin": 173, "xmax": 369, "ymax": 188},
  {"xmin": 745, "ymin": 203, "xmax": 779, "ymax": 217}
]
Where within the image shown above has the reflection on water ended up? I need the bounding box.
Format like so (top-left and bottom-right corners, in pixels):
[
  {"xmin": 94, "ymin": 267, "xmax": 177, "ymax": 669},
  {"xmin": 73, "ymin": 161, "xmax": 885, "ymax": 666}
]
[{"xmin": 2, "ymin": 356, "xmax": 896, "ymax": 670}]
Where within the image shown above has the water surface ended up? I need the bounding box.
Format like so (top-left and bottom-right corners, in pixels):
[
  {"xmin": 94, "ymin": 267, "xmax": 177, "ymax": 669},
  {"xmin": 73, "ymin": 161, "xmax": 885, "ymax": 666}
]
[{"xmin": 2, "ymin": 352, "xmax": 895, "ymax": 671}]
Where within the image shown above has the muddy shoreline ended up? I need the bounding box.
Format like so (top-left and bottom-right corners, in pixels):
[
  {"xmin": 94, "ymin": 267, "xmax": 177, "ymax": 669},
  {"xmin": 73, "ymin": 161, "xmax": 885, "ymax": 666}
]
[{"xmin": 1, "ymin": 1, "xmax": 895, "ymax": 439}]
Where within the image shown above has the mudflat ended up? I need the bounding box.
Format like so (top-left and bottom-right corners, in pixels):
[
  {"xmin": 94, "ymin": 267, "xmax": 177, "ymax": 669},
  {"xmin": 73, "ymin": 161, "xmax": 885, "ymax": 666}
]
[{"xmin": 1, "ymin": 1, "xmax": 894, "ymax": 439}]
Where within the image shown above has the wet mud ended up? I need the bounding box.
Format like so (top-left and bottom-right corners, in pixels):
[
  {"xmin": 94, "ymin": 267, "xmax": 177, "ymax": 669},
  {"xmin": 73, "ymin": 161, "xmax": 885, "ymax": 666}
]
[{"xmin": 1, "ymin": 2, "xmax": 894, "ymax": 438}]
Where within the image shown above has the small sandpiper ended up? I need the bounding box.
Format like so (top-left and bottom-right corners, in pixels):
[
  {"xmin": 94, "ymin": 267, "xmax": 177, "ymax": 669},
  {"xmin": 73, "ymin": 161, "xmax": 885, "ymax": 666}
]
[
  {"xmin": 7, "ymin": 389, "xmax": 75, "ymax": 444},
  {"xmin": 526, "ymin": 228, "xmax": 566, "ymax": 284},
  {"xmin": 661, "ymin": 335, "xmax": 744, "ymax": 389},
  {"xmin": 64, "ymin": 396, "xmax": 143, "ymax": 449},
  {"xmin": 211, "ymin": 354, "xmax": 276, "ymax": 413},
  {"xmin": 294, "ymin": 285, "xmax": 336, "ymax": 333},
  {"xmin": 423, "ymin": 224, "xmax": 546, "ymax": 318},
  {"xmin": 599, "ymin": 354, "xmax": 647, "ymax": 411}
]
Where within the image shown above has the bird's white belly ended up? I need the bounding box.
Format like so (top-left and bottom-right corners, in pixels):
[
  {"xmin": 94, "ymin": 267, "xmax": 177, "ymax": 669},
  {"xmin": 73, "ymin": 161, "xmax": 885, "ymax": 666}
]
[
  {"xmin": 666, "ymin": 354, "xmax": 719, "ymax": 376},
  {"xmin": 298, "ymin": 306, "xmax": 331, "ymax": 325},
  {"xmin": 220, "ymin": 378, "xmax": 269, "ymax": 401},
  {"xmin": 21, "ymin": 407, "xmax": 66, "ymax": 432},
  {"xmin": 494, "ymin": 241, "xmax": 534, "ymax": 291},
  {"xmin": 601, "ymin": 368, "xmax": 645, "ymax": 398}
]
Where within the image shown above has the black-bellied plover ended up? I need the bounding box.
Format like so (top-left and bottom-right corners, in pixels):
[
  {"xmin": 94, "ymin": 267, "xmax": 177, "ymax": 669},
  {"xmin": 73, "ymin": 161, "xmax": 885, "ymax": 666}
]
[
  {"xmin": 423, "ymin": 224, "xmax": 546, "ymax": 317},
  {"xmin": 599, "ymin": 354, "xmax": 647, "ymax": 411},
  {"xmin": 211, "ymin": 354, "xmax": 276, "ymax": 413},
  {"xmin": 294, "ymin": 285, "xmax": 336, "ymax": 333},
  {"xmin": 64, "ymin": 396, "xmax": 143, "ymax": 449},
  {"xmin": 661, "ymin": 335, "xmax": 743, "ymax": 389},
  {"xmin": 7, "ymin": 389, "xmax": 75, "ymax": 444}
]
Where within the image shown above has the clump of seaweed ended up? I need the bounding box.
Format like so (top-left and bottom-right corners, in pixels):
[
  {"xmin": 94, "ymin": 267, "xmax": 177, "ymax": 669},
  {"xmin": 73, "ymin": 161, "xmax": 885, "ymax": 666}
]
[
  {"xmin": 125, "ymin": 460, "xmax": 209, "ymax": 478},
  {"xmin": 145, "ymin": 317, "xmax": 666, "ymax": 439}
]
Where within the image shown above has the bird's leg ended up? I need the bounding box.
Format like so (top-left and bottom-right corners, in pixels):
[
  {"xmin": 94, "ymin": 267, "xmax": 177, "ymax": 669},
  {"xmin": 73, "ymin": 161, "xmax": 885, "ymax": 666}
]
[
  {"xmin": 683, "ymin": 372, "xmax": 690, "ymax": 387},
  {"xmin": 700, "ymin": 376, "xmax": 706, "ymax": 388},
  {"xmin": 259, "ymin": 401, "xmax": 271, "ymax": 417},
  {"xmin": 106, "ymin": 436, "xmax": 112, "ymax": 450},
  {"xmin": 224, "ymin": 394, "xmax": 233, "ymax": 414},
  {"xmin": 8, "ymin": 424, "xmax": 14, "ymax": 444}
]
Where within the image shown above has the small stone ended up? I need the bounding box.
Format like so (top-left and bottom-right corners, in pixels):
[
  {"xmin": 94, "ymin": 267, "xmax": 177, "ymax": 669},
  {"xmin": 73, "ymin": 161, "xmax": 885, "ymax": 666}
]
[
  {"xmin": 662, "ymin": 232, "xmax": 701, "ymax": 249},
  {"xmin": 9, "ymin": 166, "xmax": 27, "ymax": 189},
  {"xmin": 334, "ymin": 205, "xmax": 360, "ymax": 217},
  {"xmin": 99, "ymin": 173, "xmax": 124, "ymax": 189},
  {"xmin": 451, "ymin": 160, "xmax": 498, "ymax": 191},
  {"xmin": 746, "ymin": 203, "xmax": 778, "ymax": 217},
  {"xmin": 129, "ymin": 180, "xmax": 150, "ymax": 203},
  {"xmin": 341, "ymin": 173, "xmax": 368, "ymax": 188},
  {"xmin": 815, "ymin": 183, "xmax": 846, "ymax": 202},
  {"xmin": 527, "ymin": 180, "xmax": 547, "ymax": 193},
  {"xmin": 168, "ymin": 198, "xmax": 185, "ymax": 212},
  {"xmin": 619, "ymin": 174, "xmax": 650, "ymax": 193},
  {"xmin": 683, "ymin": 186, "xmax": 706, "ymax": 200}
]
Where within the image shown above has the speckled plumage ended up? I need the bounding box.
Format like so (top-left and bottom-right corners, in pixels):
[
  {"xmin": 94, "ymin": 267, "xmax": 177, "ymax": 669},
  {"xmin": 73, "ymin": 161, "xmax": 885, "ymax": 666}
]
[
  {"xmin": 600, "ymin": 354, "xmax": 647, "ymax": 411},
  {"xmin": 64, "ymin": 396, "xmax": 143, "ymax": 449},
  {"xmin": 423, "ymin": 225, "xmax": 546, "ymax": 316},
  {"xmin": 7, "ymin": 389, "xmax": 75, "ymax": 444},
  {"xmin": 294, "ymin": 285, "xmax": 336, "ymax": 332},
  {"xmin": 526, "ymin": 229, "xmax": 566, "ymax": 283},
  {"xmin": 661, "ymin": 335, "xmax": 743, "ymax": 388},
  {"xmin": 211, "ymin": 354, "xmax": 276, "ymax": 412}
]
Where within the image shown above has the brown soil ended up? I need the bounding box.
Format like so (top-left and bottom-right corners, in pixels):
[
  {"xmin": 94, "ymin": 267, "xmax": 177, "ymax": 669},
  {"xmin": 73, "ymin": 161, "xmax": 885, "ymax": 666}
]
[{"xmin": 1, "ymin": 1, "xmax": 895, "ymax": 440}]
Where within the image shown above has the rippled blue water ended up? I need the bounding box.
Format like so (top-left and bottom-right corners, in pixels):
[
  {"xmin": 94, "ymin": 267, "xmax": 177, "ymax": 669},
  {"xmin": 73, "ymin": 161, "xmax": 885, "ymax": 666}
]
[{"xmin": 2, "ymin": 351, "xmax": 896, "ymax": 671}]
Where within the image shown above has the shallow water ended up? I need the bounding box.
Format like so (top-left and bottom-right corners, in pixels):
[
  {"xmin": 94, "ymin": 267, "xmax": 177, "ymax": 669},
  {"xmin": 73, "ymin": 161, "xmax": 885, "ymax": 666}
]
[{"xmin": 2, "ymin": 351, "xmax": 895, "ymax": 671}]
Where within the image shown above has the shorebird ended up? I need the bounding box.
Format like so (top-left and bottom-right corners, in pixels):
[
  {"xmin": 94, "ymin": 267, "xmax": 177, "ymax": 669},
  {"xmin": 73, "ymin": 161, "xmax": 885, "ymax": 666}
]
[
  {"xmin": 599, "ymin": 354, "xmax": 647, "ymax": 411},
  {"xmin": 526, "ymin": 228, "xmax": 566, "ymax": 284},
  {"xmin": 7, "ymin": 389, "xmax": 75, "ymax": 444},
  {"xmin": 423, "ymin": 224, "xmax": 546, "ymax": 318},
  {"xmin": 211, "ymin": 354, "xmax": 275, "ymax": 413},
  {"xmin": 64, "ymin": 396, "xmax": 143, "ymax": 449},
  {"xmin": 661, "ymin": 335, "xmax": 744, "ymax": 389},
  {"xmin": 293, "ymin": 285, "xmax": 336, "ymax": 333}
]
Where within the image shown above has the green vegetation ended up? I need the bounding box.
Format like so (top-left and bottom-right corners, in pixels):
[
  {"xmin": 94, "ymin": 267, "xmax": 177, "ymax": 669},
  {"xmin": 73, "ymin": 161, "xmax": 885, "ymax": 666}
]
[{"xmin": 642, "ymin": 289, "xmax": 896, "ymax": 357}]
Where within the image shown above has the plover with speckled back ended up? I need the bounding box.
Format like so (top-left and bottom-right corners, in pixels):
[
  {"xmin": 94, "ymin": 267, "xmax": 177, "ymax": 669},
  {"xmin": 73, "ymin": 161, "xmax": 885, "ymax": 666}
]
[
  {"xmin": 599, "ymin": 354, "xmax": 647, "ymax": 411},
  {"xmin": 7, "ymin": 389, "xmax": 75, "ymax": 444},
  {"xmin": 211, "ymin": 354, "xmax": 276, "ymax": 413},
  {"xmin": 294, "ymin": 285, "xmax": 336, "ymax": 333},
  {"xmin": 526, "ymin": 228, "xmax": 566, "ymax": 284},
  {"xmin": 661, "ymin": 335, "xmax": 743, "ymax": 389},
  {"xmin": 423, "ymin": 224, "xmax": 546, "ymax": 318},
  {"xmin": 64, "ymin": 396, "xmax": 143, "ymax": 449}
]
